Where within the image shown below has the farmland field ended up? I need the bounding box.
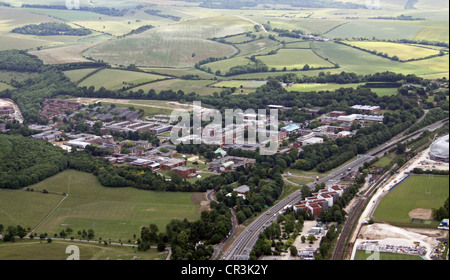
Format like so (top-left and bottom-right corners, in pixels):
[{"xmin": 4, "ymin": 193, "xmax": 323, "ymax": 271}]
[
  {"xmin": 0, "ymin": 239, "xmax": 167, "ymax": 260},
  {"xmin": 372, "ymin": 175, "xmax": 449, "ymax": 228},
  {"xmin": 234, "ymin": 38, "xmax": 281, "ymax": 57},
  {"xmin": 63, "ymin": 68, "xmax": 99, "ymax": 83},
  {"xmin": 77, "ymin": 69, "xmax": 169, "ymax": 90},
  {"xmin": 286, "ymin": 83, "xmax": 364, "ymax": 92},
  {"xmin": 312, "ymin": 41, "xmax": 437, "ymax": 75},
  {"xmin": 408, "ymin": 55, "xmax": 450, "ymax": 75},
  {"xmin": 202, "ymin": 56, "xmax": 253, "ymax": 74},
  {"xmin": 28, "ymin": 170, "xmax": 203, "ymax": 242},
  {"xmin": 258, "ymin": 49, "xmax": 335, "ymax": 71},
  {"xmin": 343, "ymin": 41, "xmax": 441, "ymax": 61},
  {"xmin": 132, "ymin": 78, "xmax": 217, "ymax": 96},
  {"xmin": 324, "ymin": 21, "xmax": 425, "ymax": 40}
]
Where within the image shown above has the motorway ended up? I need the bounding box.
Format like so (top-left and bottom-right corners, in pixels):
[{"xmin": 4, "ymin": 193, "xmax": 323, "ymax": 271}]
[{"xmin": 222, "ymin": 118, "xmax": 448, "ymax": 260}]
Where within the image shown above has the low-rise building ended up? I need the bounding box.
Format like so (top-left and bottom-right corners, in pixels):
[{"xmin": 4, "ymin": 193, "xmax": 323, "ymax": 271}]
[
  {"xmin": 209, "ymin": 156, "xmax": 256, "ymax": 173},
  {"xmin": 172, "ymin": 166, "xmax": 197, "ymax": 178}
]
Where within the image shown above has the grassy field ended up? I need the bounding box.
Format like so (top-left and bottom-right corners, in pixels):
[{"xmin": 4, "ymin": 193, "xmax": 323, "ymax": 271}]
[
  {"xmin": 63, "ymin": 68, "xmax": 99, "ymax": 83},
  {"xmin": 408, "ymin": 55, "xmax": 450, "ymax": 75},
  {"xmin": 234, "ymin": 37, "xmax": 281, "ymax": 57},
  {"xmin": 0, "ymin": 82, "xmax": 13, "ymax": 91},
  {"xmin": 287, "ymin": 83, "xmax": 364, "ymax": 92},
  {"xmin": 0, "ymin": 239, "xmax": 167, "ymax": 260},
  {"xmin": 325, "ymin": 21, "xmax": 425, "ymax": 40},
  {"xmin": 258, "ymin": 48, "xmax": 335, "ymax": 71},
  {"xmin": 284, "ymin": 175, "xmax": 315, "ymax": 186},
  {"xmin": 132, "ymin": 78, "xmax": 217, "ymax": 96},
  {"xmin": 202, "ymin": 56, "xmax": 253, "ymax": 74},
  {"xmin": 25, "ymin": 170, "xmax": 203, "ymax": 242},
  {"xmin": 369, "ymin": 88, "xmax": 400, "ymax": 97},
  {"xmin": 0, "ymin": 189, "xmax": 63, "ymax": 230},
  {"xmin": 354, "ymin": 250, "xmax": 424, "ymax": 260},
  {"xmin": 344, "ymin": 41, "xmax": 441, "ymax": 61},
  {"xmin": 373, "ymin": 175, "xmax": 449, "ymax": 228},
  {"xmin": 312, "ymin": 41, "xmax": 437, "ymax": 75},
  {"xmin": 77, "ymin": 69, "xmax": 169, "ymax": 90},
  {"xmin": 414, "ymin": 26, "xmax": 449, "ymax": 44}
]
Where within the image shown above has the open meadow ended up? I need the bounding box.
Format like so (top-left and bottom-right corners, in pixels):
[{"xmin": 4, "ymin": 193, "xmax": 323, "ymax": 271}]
[{"xmin": 11, "ymin": 170, "xmax": 203, "ymax": 242}]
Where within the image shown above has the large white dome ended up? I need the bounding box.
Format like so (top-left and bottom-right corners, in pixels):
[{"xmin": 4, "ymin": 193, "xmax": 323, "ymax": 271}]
[{"xmin": 429, "ymin": 135, "xmax": 449, "ymax": 162}]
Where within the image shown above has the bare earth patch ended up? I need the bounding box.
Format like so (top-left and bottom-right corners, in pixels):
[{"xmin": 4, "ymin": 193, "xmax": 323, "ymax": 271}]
[
  {"xmin": 190, "ymin": 191, "xmax": 211, "ymax": 214},
  {"xmin": 408, "ymin": 208, "xmax": 433, "ymax": 220}
]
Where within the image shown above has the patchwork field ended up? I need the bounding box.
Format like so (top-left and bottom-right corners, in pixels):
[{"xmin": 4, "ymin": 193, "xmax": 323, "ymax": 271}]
[
  {"xmin": 22, "ymin": 170, "xmax": 203, "ymax": 242},
  {"xmin": 83, "ymin": 16, "xmax": 252, "ymax": 68},
  {"xmin": 373, "ymin": 175, "xmax": 449, "ymax": 228},
  {"xmin": 344, "ymin": 41, "xmax": 441, "ymax": 61}
]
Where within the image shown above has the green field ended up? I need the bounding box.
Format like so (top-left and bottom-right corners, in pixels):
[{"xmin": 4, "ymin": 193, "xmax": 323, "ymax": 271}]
[
  {"xmin": 202, "ymin": 56, "xmax": 253, "ymax": 74},
  {"xmin": 287, "ymin": 83, "xmax": 364, "ymax": 92},
  {"xmin": 369, "ymin": 88, "xmax": 400, "ymax": 97},
  {"xmin": 414, "ymin": 26, "xmax": 450, "ymax": 44},
  {"xmin": 409, "ymin": 55, "xmax": 450, "ymax": 75},
  {"xmin": 212, "ymin": 80, "xmax": 267, "ymax": 88},
  {"xmin": 373, "ymin": 175, "xmax": 449, "ymax": 227},
  {"xmin": 63, "ymin": 68, "xmax": 99, "ymax": 83},
  {"xmin": 0, "ymin": 81, "xmax": 13, "ymax": 91},
  {"xmin": 325, "ymin": 21, "xmax": 425, "ymax": 40},
  {"xmin": 234, "ymin": 37, "xmax": 281, "ymax": 57},
  {"xmin": 0, "ymin": 239, "xmax": 167, "ymax": 260},
  {"xmin": 312, "ymin": 41, "xmax": 437, "ymax": 75},
  {"xmin": 354, "ymin": 250, "xmax": 424, "ymax": 260},
  {"xmin": 0, "ymin": 189, "xmax": 64, "ymax": 229},
  {"xmin": 344, "ymin": 41, "xmax": 441, "ymax": 61},
  {"xmin": 77, "ymin": 69, "xmax": 169, "ymax": 90},
  {"xmin": 258, "ymin": 48, "xmax": 335, "ymax": 70},
  {"xmin": 20, "ymin": 170, "xmax": 202, "ymax": 242},
  {"xmin": 133, "ymin": 78, "xmax": 217, "ymax": 96}
]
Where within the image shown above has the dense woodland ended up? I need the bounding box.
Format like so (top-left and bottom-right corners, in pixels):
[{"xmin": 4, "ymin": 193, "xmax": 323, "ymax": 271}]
[
  {"xmin": 0, "ymin": 134, "xmax": 69, "ymax": 189},
  {"xmin": 12, "ymin": 22, "xmax": 92, "ymax": 36}
]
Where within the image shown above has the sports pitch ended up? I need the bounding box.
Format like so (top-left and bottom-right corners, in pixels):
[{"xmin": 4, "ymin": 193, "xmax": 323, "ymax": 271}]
[{"xmin": 373, "ymin": 175, "xmax": 449, "ymax": 228}]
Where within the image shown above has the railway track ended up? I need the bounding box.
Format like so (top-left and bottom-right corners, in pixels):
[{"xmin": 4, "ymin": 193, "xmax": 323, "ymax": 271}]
[{"xmin": 332, "ymin": 170, "xmax": 391, "ymax": 260}]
